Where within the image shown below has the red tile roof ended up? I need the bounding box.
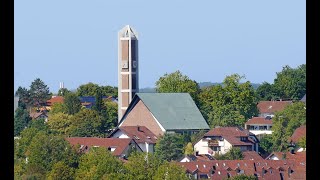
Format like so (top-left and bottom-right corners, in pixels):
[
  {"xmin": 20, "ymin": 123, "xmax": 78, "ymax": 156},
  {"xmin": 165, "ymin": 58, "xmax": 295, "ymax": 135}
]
[
  {"xmin": 224, "ymin": 136, "xmax": 253, "ymax": 146},
  {"xmin": 178, "ymin": 158, "xmax": 306, "ymax": 180},
  {"xmin": 205, "ymin": 127, "xmax": 249, "ymax": 137},
  {"xmin": 245, "ymin": 117, "xmax": 273, "ymax": 125},
  {"xmin": 266, "ymin": 151, "xmax": 306, "ymax": 164},
  {"xmin": 204, "ymin": 127, "xmax": 258, "ymax": 146},
  {"xmin": 29, "ymin": 112, "xmax": 47, "ymax": 119},
  {"xmin": 257, "ymin": 101, "xmax": 292, "ymax": 114},
  {"xmin": 290, "ymin": 126, "xmax": 306, "ymax": 143},
  {"xmin": 65, "ymin": 137, "xmax": 133, "ymax": 156},
  {"xmin": 109, "ymin": 126, "xmax": 158, "ymax": 144},
  {"xmin": 46, "ymin": 96, "xmax": 64, "ymax": 106},
  {"xmin": 242, "ymin": 151, "xmax": 264, "ymax": 161}
]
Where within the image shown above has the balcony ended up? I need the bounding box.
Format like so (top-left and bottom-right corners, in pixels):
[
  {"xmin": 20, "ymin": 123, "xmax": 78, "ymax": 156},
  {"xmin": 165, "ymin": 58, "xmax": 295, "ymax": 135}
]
[{"xmin": 208, "ymin": 140, "xmax": 219, "ymax": 146}]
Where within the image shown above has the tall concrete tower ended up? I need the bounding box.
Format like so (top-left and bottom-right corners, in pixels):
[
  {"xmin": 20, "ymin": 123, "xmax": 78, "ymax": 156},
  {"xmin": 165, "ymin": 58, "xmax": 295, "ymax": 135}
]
[{"xmin": 118, "ymin": 25, "xmax": 139, "ymax": 122}]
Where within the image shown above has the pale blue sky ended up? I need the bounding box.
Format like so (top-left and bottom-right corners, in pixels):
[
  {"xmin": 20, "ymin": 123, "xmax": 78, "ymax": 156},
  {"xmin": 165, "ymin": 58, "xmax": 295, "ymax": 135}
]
[{"xmin": 14, "ymin": 0, "xmax": 305, "ymax": 93}]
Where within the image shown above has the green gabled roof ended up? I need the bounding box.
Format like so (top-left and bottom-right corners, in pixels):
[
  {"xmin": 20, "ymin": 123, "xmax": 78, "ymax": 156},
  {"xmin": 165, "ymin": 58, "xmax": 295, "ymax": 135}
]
[{"xmin": 135, "ymin": 93, "xmax": 210, "ymax": 130}]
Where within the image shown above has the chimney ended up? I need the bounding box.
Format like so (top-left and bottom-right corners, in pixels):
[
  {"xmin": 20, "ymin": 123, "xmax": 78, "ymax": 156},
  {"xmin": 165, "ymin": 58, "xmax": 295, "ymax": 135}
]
[
  {"xmin": 59, "ymin": 82, "xmax": 64, "ymax": 89},
  {"xmin": 137, "ymin": 126, "xmax": 142, "ymax": 132}
]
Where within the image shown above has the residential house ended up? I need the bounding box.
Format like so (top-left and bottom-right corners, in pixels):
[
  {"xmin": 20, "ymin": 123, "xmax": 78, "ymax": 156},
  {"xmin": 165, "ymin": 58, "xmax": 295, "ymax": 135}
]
[
  {"xmin": 66, "ymin": 137, "xmax": 142, "ymax": 159},
  {"xmin": 257, "ymin": 100, "xmax": 292, "ymax": 118},
  {"xmin": 289, "ymin": 125, "xmax": 306, "ymax": 152},
  {"xmin": 179, "ymin": 155, "xmax": 199, "ymax": 162},
  {"xmin": 29, "ymin": 112, "xmax": 48, "ymax": 122},
  {"xmin": 178, "ymin": 159, "xmax": 306, "ymax": 180},
  {"xmin": 194, "ymin": 127, "xmax": 259, "ymax": 156},
  {"xmin": 108, "ymin": 126, "xmax": 157, "ymax": 153},
  {"xmin": 118, "ymin": 93, "xmax": 210, "ymax": 136},
  {"xmin": 266, "ymin": 151, "xmax": 306, "ymax": 162},
  {"xmin": 41, "ymin": 96, "xmax": 65, "ymax": 111},
  {"xmin": 245, "ymin": 117, "xmax": 273, "ymax": 137}
]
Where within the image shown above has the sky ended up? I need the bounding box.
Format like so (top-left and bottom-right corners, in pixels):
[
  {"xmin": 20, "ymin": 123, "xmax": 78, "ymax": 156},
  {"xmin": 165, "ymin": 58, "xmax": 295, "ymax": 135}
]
[{"xmin": 14, "ymin": 0, "xmax": 306, "ymax": 93}]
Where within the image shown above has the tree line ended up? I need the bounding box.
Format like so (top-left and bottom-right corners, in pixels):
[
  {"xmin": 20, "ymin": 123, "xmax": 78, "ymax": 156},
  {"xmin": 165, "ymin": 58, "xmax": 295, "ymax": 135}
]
[{"xmin": 14, "ymin": 64, "xmax": 305, "ymax": 179}]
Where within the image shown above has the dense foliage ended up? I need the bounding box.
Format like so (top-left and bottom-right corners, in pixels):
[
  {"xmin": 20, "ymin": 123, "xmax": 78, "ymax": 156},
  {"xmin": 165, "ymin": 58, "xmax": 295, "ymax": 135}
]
[
  {"xmin": 214, "ymin": 147, "xmax": 243, "ymax": 160},
  {"xmin": 155, "ymin": 133, "xmax": 185, "ymax": 161},
  {"xmin": 155, "ymin": 70, "xmax": 200, "ymax": 103},
  {"xmin": 199, "ymin": 74, "xmax": 258, "ymax": 128}
]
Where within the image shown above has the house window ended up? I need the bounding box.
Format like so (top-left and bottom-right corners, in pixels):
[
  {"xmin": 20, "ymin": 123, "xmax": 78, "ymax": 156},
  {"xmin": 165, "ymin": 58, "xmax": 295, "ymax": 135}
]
[{"xmin": 213, "ymin": 147, "xmax": 221, "ymax": 151}]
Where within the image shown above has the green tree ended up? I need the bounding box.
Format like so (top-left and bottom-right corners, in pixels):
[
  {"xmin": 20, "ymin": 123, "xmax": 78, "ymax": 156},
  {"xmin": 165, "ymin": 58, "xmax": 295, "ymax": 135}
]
[
  {"xmin": 58, "ymin": 88, "xmax": 71, "ymax": 97},
  {"xmin": 225, "ymin": 147, "xmax": 243, "ymax": 160},
  {"xmin": 47, "ymin": 112, "xmax": 73, "ymax": 135},
  {"xmin": 101, "ymin": 85, "xmax": 118, "ymax": 98},
  {"xmin": 47, "ymin": 161, "xmax": 75, "ymax": 180},
  {"xmin": 297, "ymin": 136, "xmax": 306, "ymax": 149},
  {"xmin": 15, "ymin": 86, "xmax": 31, "ymax": 109},
  {"xmin": 273, "ymin": 64, "xmax": 306, "ymax": 100},
  {"xmin": 155, "ymin": 70, "xmax": 200, "ymax": 103},
  {"xmin": 229, "ymin": 174, "xmax": 258, "ymax": 180},
  {"xmin": 14, "ymin": 107, "xmax": 32, "ymax": 136},
  {"xmin": 75, "ymin": 147, "xmax": 123, "ymax": 180},
  {"xmin": 197, "ymin": 86, "xmax": 215, "ymax": 121},
  {"xmin": 258, "ymin": 135, "xmax": 273, "ymax": 155},
  {"xmin": 28, "ymin": 118, "xmax": 50, "ymax": 133},
  {"xmin": 102, "ymin": 100, "xmax": 118, "ymax": 130},
  {"xmin": 255, "ymin": 82, "xmax": 277, "ymax": 101},
  {"xmin": 271, "ymin": 102, "xmax": 306, "ymax": 151},
  {"xmin": 64, "ymin": 92, "xmax": 82, "ymax": 115},
  {"xmin": 76, "ymin": 82, "xmax": 100, "ymax": 97},
  {"xmin": 49, "ymin": 102, "xmax": 67, "ymax": 115},
  {"xmin": 155, "ymin": 133, "xmax": 184, "ymax": 161},
  {"xmin": 154, "ymin": 161, "xmax": 189, "ymax": 180},
  {"xmin": 214, "ymin": 147, "xmax": 243, "ymax": 160},
  {"xmin": 29, "ymin": 78, "xmax": 51, "ymax": 108},
  {"xmin": 184, "ymin": 142, "xmax": 194, "ymax": 155},
  {"xmin": 124, "ymin": 152, "xmax": 163, "ymax": 180},
  {"xmin": 190, "ymin": 130, "xmax": 206, "ymax": 144},
  {"xmin": 21, "ymin": 164, "xmax": 47, "ymax": 180},
  {"xmin": 15, "ymin": 127, "xmax": 40, "ymax": 160},
  {"xmin": 93, "ymin": 87, "xmax": 103, "ymax": 113},
  {"xmin": 69, "ymin": 109, "xmax": 106, "ymax": 137},
  {"xmin": 26, "ymin": 132, "xmax": 78, "ymax": 172},
  {"xmin": 206, "ymin": 74, "xmax": 258, "ymax": 127}
]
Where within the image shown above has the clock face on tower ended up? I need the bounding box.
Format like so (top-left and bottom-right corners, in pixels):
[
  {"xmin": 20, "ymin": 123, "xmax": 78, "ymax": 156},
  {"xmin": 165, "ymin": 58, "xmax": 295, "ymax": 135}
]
[
  {"xmin": 132, "ymin": 61, "xmax": 137, "ymax": 68},
  {"xmin": 122, "ymin": 61, "xmax": 128, "ymax": 69}
]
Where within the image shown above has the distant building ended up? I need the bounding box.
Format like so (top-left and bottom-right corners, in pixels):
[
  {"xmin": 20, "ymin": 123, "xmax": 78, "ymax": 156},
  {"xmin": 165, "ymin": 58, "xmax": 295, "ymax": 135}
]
[
  {"xmin": 108, "ymin": 126, "xmax": 157, "ymax": 153},
  {"xmin": 257, "ymin": 100, "xmax": 292, "ymax": 118},
  {"xmin": 245, "ymin": 117, "xmax": 273, "ymax": 137},
  {"xmin": 118, "ymin": 93, "xmax": 210, "ymax": 136},
  {"xmin": 194, "ymin": 127, "xmax": 259, "ymax": 156}
]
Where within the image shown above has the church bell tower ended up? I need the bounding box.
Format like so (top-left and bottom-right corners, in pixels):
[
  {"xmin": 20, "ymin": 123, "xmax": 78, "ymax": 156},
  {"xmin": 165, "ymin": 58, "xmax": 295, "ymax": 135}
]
[{"xmin": 118, "ymin": 25, "xmax": 139, "ymax": 122}]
